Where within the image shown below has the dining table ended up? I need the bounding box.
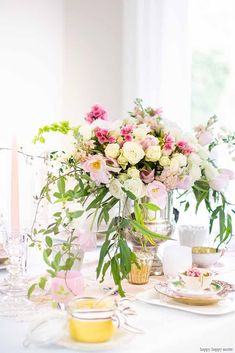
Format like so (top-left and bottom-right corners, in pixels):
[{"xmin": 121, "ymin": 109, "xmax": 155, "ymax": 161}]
[{"xmin": 0, "ymin": 243, "xmax": 235, "ymax": 353}]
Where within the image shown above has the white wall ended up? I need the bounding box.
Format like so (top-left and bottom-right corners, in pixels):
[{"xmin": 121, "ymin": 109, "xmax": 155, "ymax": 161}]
[
  {"xmin": 63, "ymin": 0, "xmax": 123, "ymax": 122},
  {"xmin": 0, "ymin": 0, "xmax": 64, "ymax": 228}
]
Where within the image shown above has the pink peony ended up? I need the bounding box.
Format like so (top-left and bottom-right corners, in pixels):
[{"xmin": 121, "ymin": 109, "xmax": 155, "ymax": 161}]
[
  {"xmin": 140, "ymin": 169, "xmax": 155, "ymax": 184},
  {"xmin": 146, "ymin": 180, "xmax": 168, "ymax": 209},
  {"xmin": 177, "ymin": 175, "xmax": 193, "ymax": 190},
  {"xmin": 85, "ymin": 104, "xmax": 108, "ymax": 124},
  {"xmin": 82, "ymin": 155, "xmax": 110, "ymax": 185}
]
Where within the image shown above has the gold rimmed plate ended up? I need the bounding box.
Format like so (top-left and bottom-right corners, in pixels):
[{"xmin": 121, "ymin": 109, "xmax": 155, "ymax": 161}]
[
  {"xmin": 168, "ymin": 280, "xmax": 223, "ymax": 298},
  {"xmin": 154, "ymin": 282, "xmax": 227, "ymax": 306}
]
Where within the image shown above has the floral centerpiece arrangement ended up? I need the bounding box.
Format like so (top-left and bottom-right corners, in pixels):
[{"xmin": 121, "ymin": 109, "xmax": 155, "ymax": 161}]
[{"xmin": 30, "ymin": 99, "xmax": 234, "ymax": 296}]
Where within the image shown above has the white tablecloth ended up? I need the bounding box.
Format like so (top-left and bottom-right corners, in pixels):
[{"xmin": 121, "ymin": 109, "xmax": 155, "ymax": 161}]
[{"xmin": 0, "ymin": 249, "xmax": 235, "ymax": 353}]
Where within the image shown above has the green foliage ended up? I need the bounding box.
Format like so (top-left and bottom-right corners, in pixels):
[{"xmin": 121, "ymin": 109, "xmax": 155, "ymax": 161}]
[{"xmin": 33, "ymin": 121, "xmax": 72, "ymax": 144}]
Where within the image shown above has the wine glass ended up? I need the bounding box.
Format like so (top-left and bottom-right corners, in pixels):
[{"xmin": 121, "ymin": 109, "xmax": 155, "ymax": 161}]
[{"xmin": 0, "ymin": 229, "xmax": 33, "ymax": 317}]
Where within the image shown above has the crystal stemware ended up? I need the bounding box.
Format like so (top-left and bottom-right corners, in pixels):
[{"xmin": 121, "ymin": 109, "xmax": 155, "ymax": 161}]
[{"xmin": 0, "ymin": 230, "xmax": 33, "ymax": 317}]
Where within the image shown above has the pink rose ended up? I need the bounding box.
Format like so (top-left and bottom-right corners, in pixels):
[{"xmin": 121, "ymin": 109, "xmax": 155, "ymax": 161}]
[
  {"xmin": 85, "ymin": 104, "xmax": 108, "ymax": 124},
  {"xmin": 140, "ymin": 169, "xmax": 155, "ymax": 184},
  {"xmin": 146, "ymin": 180, "xmax": 168, "ymax": 209}
]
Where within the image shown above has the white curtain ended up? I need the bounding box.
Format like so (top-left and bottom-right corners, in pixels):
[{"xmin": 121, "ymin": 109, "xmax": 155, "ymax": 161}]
[{"xmin": 122, "ymin": 0, "xmax": 191, "ymax": 129}]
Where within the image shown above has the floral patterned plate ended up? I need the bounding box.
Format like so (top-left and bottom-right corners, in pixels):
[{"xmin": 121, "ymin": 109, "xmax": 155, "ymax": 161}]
[
  {"xmin": 154, "ymin": 281, "xmax": 227, "ymax": 306},
  {"xmin": 168, "ymin": 280, "xmax": 223, "ymax": 298}
]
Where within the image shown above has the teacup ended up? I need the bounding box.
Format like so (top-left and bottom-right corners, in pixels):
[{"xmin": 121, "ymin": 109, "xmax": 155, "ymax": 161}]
[
  {"xmin": 192, "ymin": 247, "xmax": 223, "ymax": 268},
  {"xmin": 180, "ymin": 269, "xmax": 213, "ymax": 291}
]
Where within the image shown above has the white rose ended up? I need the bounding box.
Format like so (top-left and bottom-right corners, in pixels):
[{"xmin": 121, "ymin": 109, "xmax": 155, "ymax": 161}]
[
  {"xmin": 172, "ymin": 153, "xmax": 187, "ymax": 167},
  {"xmin": 79, "ymin": 125, "xmax": 93, "ymax": 140},
  {"xmin": 117, "ymin": 152, "xmax": 128, "ymax": 169},
  {"xmin": 109, "ymin": 179, "xmax": 125, "ymax": 200},
  {"xmin": 133, "ymin": 125, "xmax": 150, "ymax": 140},
  {"xmin": 198, "ymin": 147, "xmax": 210, "ymax": 160},
  {"xmin": 118, "ymin": 173, "xmax": 128, "ymax": 182},
  {"xmin": 188, "ymin": 152, "xmax": 202, "ymax": 166},
  {"xmin": 122, "ymin": 142, "xmax": 145, "ymax": 165},
  {"xmin": 169, "ymin": 158, "xmax": 180, "ymax": 173},
  {"xmin": 159, "ymin": 156, "xmax": 170, "ymax": 167},
  {"xmin": 189, "ymin": 164, "xmax": 201, "ymax": 181},
  {"xmin": 127, "ymin": 166, "xmax": 140, "ymax": 179},
  {"xmin": 105, "ymin": 143, "xmax": 120, "ymax": 159},
  {"xmin": 123, "ymin": 178, "xmax": 144, "ymax": 199},
  {"xmin": 203, "ymin": 161, "xmax": 219, "ymax": 180},
  {"xmin": 145, "ymin": 145, "xmax": 161, "ymax": 162}
]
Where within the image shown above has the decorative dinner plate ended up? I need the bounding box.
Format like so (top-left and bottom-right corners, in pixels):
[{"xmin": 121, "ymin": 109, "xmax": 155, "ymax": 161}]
[
  {"xmin": 57, "ymin": 329, "xmax": 134, "ymax": 351},
  {"xmin": 169, "ymin": 280, "xmax": 223, "ymax": 298},
  {"xmin": 136, "ymin": 287, "xmax": 235, "ymax": 315},
  {"xmin": 154, "ymin": 282, "xmax": 226, "ymax": 305}
]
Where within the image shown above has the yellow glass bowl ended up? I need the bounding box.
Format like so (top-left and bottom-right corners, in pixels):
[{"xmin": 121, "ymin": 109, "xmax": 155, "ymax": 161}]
[{"xmin": 67, "ymin": 297, "xmax": 116, "ymax": 343}]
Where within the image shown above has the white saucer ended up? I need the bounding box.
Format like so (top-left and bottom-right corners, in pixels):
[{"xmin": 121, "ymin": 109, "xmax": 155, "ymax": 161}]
[{"xmin": 57, "ymin": 329, "xmax": 134, "ymax": 351}]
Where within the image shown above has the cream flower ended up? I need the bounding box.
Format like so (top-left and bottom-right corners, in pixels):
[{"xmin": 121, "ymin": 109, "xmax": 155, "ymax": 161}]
[
  {"xmin": 145, "ymin": 145, "xmax": 161, "ymax": 162},
  {"xmin": 122, "ymin": 142, "xmax": 145, "ymax": 165},
  {"xmin": 105, "ymin": 143, "xmax": 120, "ymax": 159},
  {"xmin": 203, "ymin": 161, "xmax": 219, "ymax": 181},
  {"xmin": 109, "ymin": 179, "xmax": 125, "ymax": 200},
  {"xmin": 133, "ymin": 125, "xmax": 150, "ymax": 140},
  {"xmin": 117, "ymin": 152, "xmax": 128, "ymax": 169},
  {"xmin": 159, "ymin": 156, "xmax": 170, "ymax": 167},
  {"xmin": 79, "ymin": 124, "xmax": 93, "ymax": 140},
  {"xmin": 118, "ymin": 173, "xmax": 128, "ymax": 182},
  {"xmin": 172, "ymin": 153, "xmax": 187, "ymax": 167},
  {"xmin": 169, "ymin": 158, "xmax": 180, "ymax": 173},
  {"xmin": 189, "ymin": 164, "xmax": 201, "ymax": 182},
  {"xmin": 127, "ymin": 166, "xmax": 140, "ymax": 179},
  {"xmin": 123, "ymin": 178, "xmax": 144, "ymax": 199},
  {"xmin": 188, "ymin": 152, "xmax": 202, "ymax": 166}
]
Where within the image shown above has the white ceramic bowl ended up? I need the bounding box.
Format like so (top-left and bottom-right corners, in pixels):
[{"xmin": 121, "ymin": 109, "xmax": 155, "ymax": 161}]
[
  {"xmin": 180, "ymin": 272, "xmax": 213, "ymax": 291},
  {"xmin": 192, "ymin": 247, "xmax": 222, "ymax": 268}
]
